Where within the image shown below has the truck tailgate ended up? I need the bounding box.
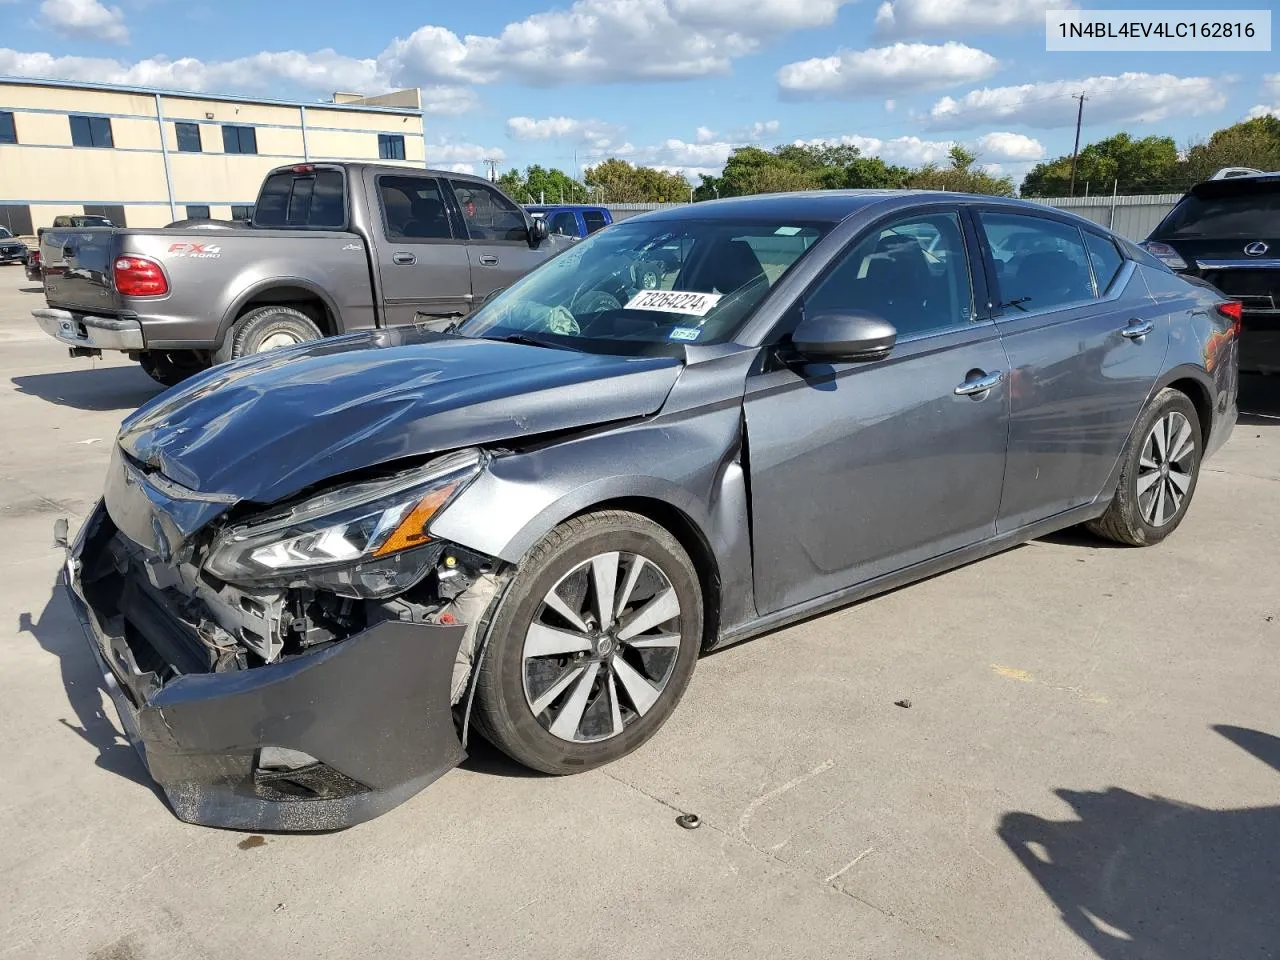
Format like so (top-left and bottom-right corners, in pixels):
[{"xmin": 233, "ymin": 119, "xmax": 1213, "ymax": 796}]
[{"xmin": 42, "ymin": 228, "xmax": 121, "ymax": 314}]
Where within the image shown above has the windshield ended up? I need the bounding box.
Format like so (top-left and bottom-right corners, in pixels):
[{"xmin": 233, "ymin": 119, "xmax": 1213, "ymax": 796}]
[
  {"xmin": 457, "ymin": 218, "xmax": 829, "ymax": 353},
  {"xmin": 1155, "ymin": 187, "xmax": 1280, "ymax": 238}
]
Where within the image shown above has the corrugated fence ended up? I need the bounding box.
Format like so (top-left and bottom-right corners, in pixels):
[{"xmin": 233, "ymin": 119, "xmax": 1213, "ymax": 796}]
[{"xmin": 601, "ymin": 194, "xmax": 1181, "ymax": 241}]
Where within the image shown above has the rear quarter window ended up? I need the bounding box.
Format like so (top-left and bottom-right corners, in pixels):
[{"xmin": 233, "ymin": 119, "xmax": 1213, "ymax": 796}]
[{"xmin": 255, "ymin": 170, "xmax": 346, "ymax": 228}]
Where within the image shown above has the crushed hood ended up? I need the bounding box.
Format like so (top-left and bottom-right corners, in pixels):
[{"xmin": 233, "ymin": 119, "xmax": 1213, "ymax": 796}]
[{"xmin": 118, "ymin": 327, "xmax": 682, "ymax": 505}]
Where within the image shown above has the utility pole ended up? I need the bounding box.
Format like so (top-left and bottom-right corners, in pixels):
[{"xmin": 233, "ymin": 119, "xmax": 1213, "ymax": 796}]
[
  {"xmin": 483, "ymin": 158, "xmax": 500, "ymax": 182},
  {"xmin": 1068, "ymin": 93, "xmax": 1088, "ymax": 197}
]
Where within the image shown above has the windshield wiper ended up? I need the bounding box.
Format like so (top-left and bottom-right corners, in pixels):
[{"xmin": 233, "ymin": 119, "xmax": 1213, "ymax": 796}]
[
  {"xmin": 1000, "ymin": 296, "xmax": 1033, "ymax": 312},
  {"xmin": 485, "ymin": 333, "xmax": 575, "ymax": 350}
]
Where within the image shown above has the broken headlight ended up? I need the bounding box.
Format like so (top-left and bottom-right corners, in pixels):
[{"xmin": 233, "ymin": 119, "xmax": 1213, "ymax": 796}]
[{"xmin": 204, "ymin": 449, "xmax": 484, "ymax": 598}]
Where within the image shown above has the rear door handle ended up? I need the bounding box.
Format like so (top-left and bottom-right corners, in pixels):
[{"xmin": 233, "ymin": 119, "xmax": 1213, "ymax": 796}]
[
  {"xmin": 392, "ymin": 252, "xmax": 416, "ymax": 265},
  {"xmin": 1120, "ymin": 319, "xmax": 1154, "ymax": 339},
  {"xmin": 954, "ymin": 369, "xmax": 1004, "ymax": 397},
  {"xmin": 478, "ymin": 255, "xmax": 499, "ymax": 266}
]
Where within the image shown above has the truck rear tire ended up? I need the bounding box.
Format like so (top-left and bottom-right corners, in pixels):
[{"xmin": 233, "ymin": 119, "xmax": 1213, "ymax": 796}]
[
  {"xmin": 139, "ymin": 351, "xmax": 210, "ymax": 388},
  {"xmin": 216, "ymin": 305, "xmax": 323, "ymax": 362}
]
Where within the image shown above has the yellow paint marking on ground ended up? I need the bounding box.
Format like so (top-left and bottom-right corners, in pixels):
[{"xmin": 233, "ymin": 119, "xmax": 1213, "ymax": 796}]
[{"xmin": 990, "ymin": 664, "xmax": 1109, "ymax": 705}]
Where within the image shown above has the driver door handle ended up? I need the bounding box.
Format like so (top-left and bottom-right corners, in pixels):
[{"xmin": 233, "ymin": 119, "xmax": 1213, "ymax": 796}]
[
  {"xmin": 392, "ymin": 252, "xmax": 416, "ymax": 265},
  {"xmin": 954, "ymin": 369, "xmax": 1004, "ymax": 397},
  {"xmin": 1120, "ymin": 318, "xmax": 1154, "ymax": 340},
  {"xmin": 478, "ymin": 255, "xmax": 499, "ymax": 266}
]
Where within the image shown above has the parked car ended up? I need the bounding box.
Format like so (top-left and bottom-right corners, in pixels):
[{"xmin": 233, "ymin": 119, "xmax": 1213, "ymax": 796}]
[
  {"xmin": 0, "ymin": 227, "xmax": 28, "ymax": 265},
  {"xmin": 526, "ymin": 204, "xmax": 613, "ymax": 240},
  {"xmin": 1143, "ymin": 171, "xmax": 1279, "ymax": 373},
  {"xmin": 63, "ymin": 191, "xmax": 1238, "ymax": 830},
  {"xmin": 25, "ymin": 249, "xmax": 42, "ymax": 282},
  {"xmin": 33, "ymin": 163, "xmax": 563, "ymax": 386}
]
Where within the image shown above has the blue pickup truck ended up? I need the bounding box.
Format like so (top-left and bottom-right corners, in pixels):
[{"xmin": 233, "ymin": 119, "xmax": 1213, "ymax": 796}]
[{"xmin": 525, "ymin": 205, "xmax": 613, "ymax": 240}]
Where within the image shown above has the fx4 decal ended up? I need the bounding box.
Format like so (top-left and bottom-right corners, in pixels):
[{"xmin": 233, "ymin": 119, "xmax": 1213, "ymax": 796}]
[{"xmin": 167, "ymin": 242, "xmax": 222, "ymax": 259}]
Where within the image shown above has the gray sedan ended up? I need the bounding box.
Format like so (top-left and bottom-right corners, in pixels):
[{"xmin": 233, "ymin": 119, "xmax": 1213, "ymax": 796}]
[{"xmin": 65, "ymin": 191, "xmax": 1239, "ymax": 830}]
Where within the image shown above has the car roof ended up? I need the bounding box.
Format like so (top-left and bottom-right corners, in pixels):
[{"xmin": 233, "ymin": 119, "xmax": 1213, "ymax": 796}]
[
  {"xmin": 526, "ymin": 205, "xmax": 607, "ymax": 212},
  {"xmin": 1187, "ymin": 172, "xmax": 1280, "ymax": 198},
  {"xmin": 628, "ymin": 190, "xmax": 1094, "ymax": 226}
]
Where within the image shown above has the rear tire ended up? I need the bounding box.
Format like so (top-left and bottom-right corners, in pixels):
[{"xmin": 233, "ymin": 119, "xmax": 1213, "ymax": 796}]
[
  {"xmin": 139, "ymin": 351, "xmax": 210, "ymax": 387},
  {"xmin": 1086, "ymin": 387, "xmax": 1202, "ymax": 546},
  {"xmin": 215, "ymin": 305, "xmax": 323, "ymax": 363},
  {"xmin": 473, "ymin": 510, "xmax": 702, "ymax": 775}
]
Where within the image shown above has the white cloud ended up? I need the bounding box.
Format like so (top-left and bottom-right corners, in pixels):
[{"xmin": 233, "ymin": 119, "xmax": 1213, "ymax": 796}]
[
  {"xmin": 778, "ymin": 42, "xmax": 997, "ymax": 100},
  {"xmin": 506, "ymin": 116, "xmax": 623, "ymax": 150},
  {"xmin": 419, "ymin": 85, "xmax": 481, "ymax": 116},
  {"xmin": 695, "ymin": 125, "xmax": 718, "ymax": 143},
  {"xmin": 1247, "ymin": 73, "xmax": 1280, "ymax": 120},
  {"xmin": 444, "ymin": 163, "xmax": 476, "ymax": 174},
  {"xmin": 884, "ymin": 99, "xmax": 896, "ymax": 112},
  {"xmin": 875, "ymin": 0, "xmax": 1073, "ymax": 38},
  {"xmin": 382, "ymin": 0, "xmax": 856, "ymax": 87},
  {"xmin": 927, "ymin": 72, "xmax": 1229, "ymax": 130},
  {"xmin": 426, "ymin": 142, "xmax": 506, "ymax": 165},
  {"xmin": 735, "ymin": 119, "xmax": 780, "ymax": 140},
  {"xmin": 973, "ymin": 131, "xmax": 1044, "ymax": 162},
  {"xmin": 39, "ymin": 0, "xmax": 129, "ymax": 44}
]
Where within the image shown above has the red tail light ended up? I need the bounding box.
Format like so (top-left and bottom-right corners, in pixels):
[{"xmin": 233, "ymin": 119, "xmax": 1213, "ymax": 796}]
[
  {"xmin": 113, "ymin": 256, "xmax": 169, "ymax": 297},
  {"xmin": 292, "ymin": 164, "xmax": 315, "ymax": 174},
  {"xmin": 30, "ymin": 250, "xmax": 40, "ymax": 265},
  {"xmin": 1217, "ymin": 300, "xmax": 1243, "ymax": 335}
]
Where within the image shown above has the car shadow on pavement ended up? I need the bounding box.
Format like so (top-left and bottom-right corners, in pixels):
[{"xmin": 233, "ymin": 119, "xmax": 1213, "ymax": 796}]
[
  {"xmin": 17, "ymin": 582, "xmax": 159, "ymax": 796},
  {"xmin": 11, "ymin": 367, "xmax": 161, "ymax": 412},
  {"xmin": 998, "ymin": 725, "xmax": 1280, "ymax": 960}
]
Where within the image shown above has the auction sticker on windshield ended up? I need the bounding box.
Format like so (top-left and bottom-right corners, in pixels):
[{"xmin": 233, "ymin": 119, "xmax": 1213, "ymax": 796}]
[{"xmin": 624, "ymin": 290, "xmax": 723, "ymax": 316}]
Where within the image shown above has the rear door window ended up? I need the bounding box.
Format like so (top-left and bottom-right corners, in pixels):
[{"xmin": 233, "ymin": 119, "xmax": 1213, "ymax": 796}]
[
  {"xmin": 548, "ymin": 211, "xmax": 578, "ymax": 237},
  {"xmin": 1083, "ymin": 232, "xmax": 1125, "ymax": 295},
  {"xmin": 254, "ymin": 170, "xmax": 346, "ymax": 228},
  {"xmin": 978, "ymin": 212, "xmax": 1095, "ymax": 312},
  {"xmin": 377, "ymin": 176, "xmax": 454, "ymax": 240},
  {"xmin": 583, "ymin": 210, "xmax": 608, "ymax": 234}
]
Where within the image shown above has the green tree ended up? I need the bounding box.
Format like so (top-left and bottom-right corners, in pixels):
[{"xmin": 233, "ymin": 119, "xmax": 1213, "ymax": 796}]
[
  {"xmin": 1020, "ymin": 133, "xmax": 1180, "ymax": 197},
  {"xmin": 495, "ymin": 165, "xmax": 588, "ymax": 203},
  {"xmin": 904, "ymin": 145, "xmax": 1015, "ymax": 196},
  {"xmin": 583, "ymin": 159, "xmax": 692, "ymax": 202},
  {"xmin": 1181, "ymin": 116, "xmax": 1280, "ymax": 183},
  {"xmin": 699, "ymin": 142, "xmax": 908, "ymax": 200}
]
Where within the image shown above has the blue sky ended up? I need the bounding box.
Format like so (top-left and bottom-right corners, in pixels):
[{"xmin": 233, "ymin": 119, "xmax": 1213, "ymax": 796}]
[{"xmin": 2, "ymin": 0, "xmax": 1277, "ymax": 185}]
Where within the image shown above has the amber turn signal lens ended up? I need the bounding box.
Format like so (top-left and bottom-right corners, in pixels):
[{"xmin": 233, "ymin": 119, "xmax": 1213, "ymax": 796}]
[{"xmin": 371, "ymin": 481, "xmax": 459, "ymax": 557}]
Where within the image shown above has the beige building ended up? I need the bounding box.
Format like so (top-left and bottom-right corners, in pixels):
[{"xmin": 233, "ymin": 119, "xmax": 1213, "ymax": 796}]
[{"xmin": 0, "ymin": 77, "xmax": 426, "ymax": 234}]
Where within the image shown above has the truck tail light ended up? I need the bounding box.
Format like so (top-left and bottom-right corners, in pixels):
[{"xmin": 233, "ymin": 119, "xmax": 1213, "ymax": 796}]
[
  {"xmin": 291, "ymin": 164, "xmax": 315, "ymax": 174},
  {"xmin": 1217, "ymin": 300, "xmax": 1243, "ymax": 335},
  {"xmin": 113, "ymin": 256, "xmax": 168, "ymax": 297}
]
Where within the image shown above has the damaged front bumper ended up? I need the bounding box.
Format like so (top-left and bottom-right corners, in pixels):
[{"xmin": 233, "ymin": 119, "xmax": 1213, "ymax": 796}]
[{"xmin": 64, "ymin": 502, "xmax": 470, "ymax": 831}]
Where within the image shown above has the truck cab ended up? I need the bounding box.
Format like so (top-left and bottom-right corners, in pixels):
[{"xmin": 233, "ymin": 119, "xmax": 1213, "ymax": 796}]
[{"xmin": 525, "ymin": 205, "xmax": 613, "ymax": 240}]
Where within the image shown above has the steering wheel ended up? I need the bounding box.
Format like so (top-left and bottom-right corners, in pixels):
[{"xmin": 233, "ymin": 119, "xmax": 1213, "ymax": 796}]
[{"xmin": 570, "ymin": 288, "xmax": 624, "ymax": 316}]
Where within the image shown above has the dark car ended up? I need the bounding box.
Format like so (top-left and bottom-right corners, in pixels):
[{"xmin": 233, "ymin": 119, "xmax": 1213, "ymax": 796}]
[
  {"xmin": 1143, "ymin": 172, "xmax": 1280, "ymax": 373},
  {"xmin": 0, "ymin": 227, "xmax": 28, "ymax": 265},
  {"xmin": 63, "ymin": 191, "xmax": 1239, "ymax": 830}
]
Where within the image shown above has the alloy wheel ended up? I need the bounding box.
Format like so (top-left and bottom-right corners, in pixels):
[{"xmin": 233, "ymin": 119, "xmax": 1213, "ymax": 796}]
[
  {"xmin": 1137, "ymin": 411, "xmax": 1195, "ymax": 527},
  {"xmin": 522, "ymin": 551, "xmax": 682, "ymax": 743}
]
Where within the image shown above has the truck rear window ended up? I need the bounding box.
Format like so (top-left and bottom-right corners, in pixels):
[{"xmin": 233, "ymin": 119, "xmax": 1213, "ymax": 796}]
[
  {"xmin": 255, "ymin": 170, "xmax": 345, "ymax": 229},
  {"xmin": 1153, "ymin": 182, "xmax": 1280, "ymax": 238}
]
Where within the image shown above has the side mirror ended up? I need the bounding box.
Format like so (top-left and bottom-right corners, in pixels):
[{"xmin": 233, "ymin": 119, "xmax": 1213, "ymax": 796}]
[
  {"xmin": 790, "ymin": 311, "xmax": 896, "ymax": 363},
  {"xmin": 529, "ymin": 217, "xmax": 549, "ymax": 248}
]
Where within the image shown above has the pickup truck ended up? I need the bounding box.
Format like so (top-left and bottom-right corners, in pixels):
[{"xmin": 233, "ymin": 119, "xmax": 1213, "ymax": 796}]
[
  {"xmin": 34, "ymin": 163, "xmax": 560, "ymax": 385},
  {"xmin": 525, "ymin": 205, "xmax": 613, "ymax": 240}
]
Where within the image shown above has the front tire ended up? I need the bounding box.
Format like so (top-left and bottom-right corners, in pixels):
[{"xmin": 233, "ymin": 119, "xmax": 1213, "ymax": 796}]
[
  {"xmin": 474, "ymin": 510, "xmax": 702, "ymax": 775},
  {"xmin": 1087, "ymin": 387, "xmax": 1202, "ymax": 546},
  {"xmin": 215, "ymin": 305, "xmax": 323, "ymax": 362}
]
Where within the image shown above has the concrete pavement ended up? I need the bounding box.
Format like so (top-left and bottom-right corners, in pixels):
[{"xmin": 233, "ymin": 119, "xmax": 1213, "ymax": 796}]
[{"xmin": 1, "ymin": 265, "xmax": 1277, "ymax": 960}]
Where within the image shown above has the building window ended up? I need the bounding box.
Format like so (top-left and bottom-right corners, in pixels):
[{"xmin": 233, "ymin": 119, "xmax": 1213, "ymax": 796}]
[
  {"xmin": 0, "ymin": 112, "xmax": 16, "ymax": 145},
  {"xmin": 231, "ymin": 205, "xmax": 254, "ymax": 221},
  {"xmin": 378, "ymin": 134, "xmax": 406, "ymax": 160},
  {"xmin": 83, "ymin": 204, "xmax": 127, "ymax": 226},
  {"xmin": 175, "ymin": 122, "xmax": 202, "ymax": 153},
  {"xmin": 70, "ymin": 115, "xmax": 114, "ymax": 148},
  {"xmin": 185, "ymin": 205, "xmax": 211, "ymax": 220},
  {"xmin": 221, "ymin": 125, "xmax": 258, "ymax": 155}
]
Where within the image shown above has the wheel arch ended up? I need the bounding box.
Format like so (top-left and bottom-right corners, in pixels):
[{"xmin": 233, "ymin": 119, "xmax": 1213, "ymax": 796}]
[
  {"xmin": 1154, "ymin": 364, "xmax": 1215, "ymax": 450},
  {"xmin": 219, "ymin": 278, "xmax": 341, "ymax": 341}
]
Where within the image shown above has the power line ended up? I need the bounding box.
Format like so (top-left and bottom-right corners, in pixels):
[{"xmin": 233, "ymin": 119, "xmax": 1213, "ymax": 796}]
[{"xmin": 483, "ymin": 158, "xmax": 500, "ymax": 182}]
